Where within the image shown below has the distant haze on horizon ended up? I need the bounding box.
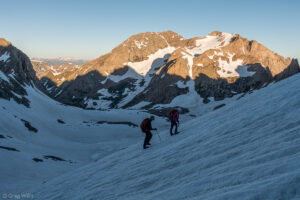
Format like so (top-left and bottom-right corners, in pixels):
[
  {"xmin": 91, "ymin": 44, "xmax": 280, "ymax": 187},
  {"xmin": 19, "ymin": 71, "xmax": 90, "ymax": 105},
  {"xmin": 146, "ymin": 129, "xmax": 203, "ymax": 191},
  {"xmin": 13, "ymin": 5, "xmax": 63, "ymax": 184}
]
[{"xmin": 1, "ymin": 0, "xmax": 299, "ymax": 61}]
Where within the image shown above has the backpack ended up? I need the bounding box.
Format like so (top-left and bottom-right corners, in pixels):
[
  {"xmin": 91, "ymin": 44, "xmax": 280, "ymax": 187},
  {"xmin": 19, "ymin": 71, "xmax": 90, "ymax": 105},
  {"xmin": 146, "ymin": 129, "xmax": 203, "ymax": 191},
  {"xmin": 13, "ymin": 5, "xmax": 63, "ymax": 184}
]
[
  {"xmin": 168, "ymin": 110, "xmax": 179, "ymax": 121},
  {"xmin": 140, "ymin": 118, "xmax": 150, "ymax": 133}
]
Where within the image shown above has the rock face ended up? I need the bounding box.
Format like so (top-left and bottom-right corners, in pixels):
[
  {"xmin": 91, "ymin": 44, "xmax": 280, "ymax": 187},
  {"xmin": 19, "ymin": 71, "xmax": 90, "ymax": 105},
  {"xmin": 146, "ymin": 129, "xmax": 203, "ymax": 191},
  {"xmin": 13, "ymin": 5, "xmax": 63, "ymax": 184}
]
[{"xmin": 0, "ymin": 38, "xmax": 44, "ymax": 107}]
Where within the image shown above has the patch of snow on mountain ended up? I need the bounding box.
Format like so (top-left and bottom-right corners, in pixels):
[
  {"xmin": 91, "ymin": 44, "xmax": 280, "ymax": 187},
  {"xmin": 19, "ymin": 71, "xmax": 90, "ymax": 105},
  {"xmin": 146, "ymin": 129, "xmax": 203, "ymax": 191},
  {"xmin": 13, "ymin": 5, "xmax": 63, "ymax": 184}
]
[
  {"xmin": 85, "ymin": 88, "xmax": 118, "ymax": 109},
  {"xmin": 170, "ymin": 80, "xmax": 200, "ymax": 107},
  {"xmin": 221, "ymin": 32, "xmax": 234, "ymax": 46},
  {"xmin": 134, "ymin": 40, "xmax": 147, "ymax": 49},
  {"xmin": 101, "ymin": 68, "xmax": 140, "ymax": 84},
  {"xmin": 208, "ymin": 51, "xmax": 224, "ymax": 60},
  {"xmin": 118, "ymin": 49, "xmax": 174, "ymax": 108},
  {"xmin": 181, "ymin": 51, "xmax": 194, "ymax": 78},
  {"xmin": 52, "ymin": 71, "xmax": 62, "ymax": 77},
  {"xmin": 120, "ymin": 68, "xmax": 166, "ymax": 107},
  {"xmin": 0, "ymin": 71, "xmax": 10, "ymax": 83},
  {"xmin": 7, "ymin": 70, "xmax": 17, "ymax": 83},
  {"xmin": 186, "ymin": 33, "xmax": 233, "ymax": 57},
  {"xmin": 214, "ymin": 51, "xmax": 224, "ymax": 56},
  {"xmin": 125, "ymin": 47, "xmax": 176, "ymax": 76},
  {"xmin": 11, "ymin": 91, "xmax": 22, "ymax": 99},
  {"xmin": 86, "ymin": 98, "xmax": 111, "ymax": 109},
  {"xmin": 129, "ymin": 101, "xmax": 151, "ymax": 109},
  {"xmin": 155, "ymin": 80, "xmax": 204, "ymax": 116},
  {"xmin": 59, "ymin": 77, "xmax": 65, "ymax": 82},
  {"xmin": 54, "ymin": 90, "xmax": 62, "ymax": 97},
  {"xmin": 236, "ymin": 65, "xmax": 256, "ymax": 77},
  {"xmin": 118, "ymin": 76, "xmax": 151, "ymax": 108},
  {"xmin": 175, "ymin": 80, "xmax": 187, "ymax": 88},
  {"xmin": 157, "ymin": 33, "xmax": 171, "ymax": 46},
  {"xmin": 122, "ymin": 88, "xmax": 130, "ymax": 95},
  {"xmin": 46, "ymin": 85, "xmax": 55, "ymax": 92},
  {"xmin": 217, "ymin": 53, "xmax": 244, "ymax": 78},
  {"xmin": 0, "ymin": 51, "xmax": 10, "ymax": 62},
  {"xmin": 241, "ymin": 40, "xmax": 246, "ymax": 55},
  {"xmin": 97, "ymin": 88, "xmax": 111, "ymax": 96},
  {"xmin": 208, "ymin": 55, "xmax": 214, "ymax": 59}
]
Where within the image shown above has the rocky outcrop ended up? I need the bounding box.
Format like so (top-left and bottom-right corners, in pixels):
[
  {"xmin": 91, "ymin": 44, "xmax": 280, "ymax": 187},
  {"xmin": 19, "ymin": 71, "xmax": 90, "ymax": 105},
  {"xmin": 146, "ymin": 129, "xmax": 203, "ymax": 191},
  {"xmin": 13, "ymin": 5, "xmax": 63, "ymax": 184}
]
[
  {"xmin": 0, "ymin": 38, "xmax": 11, "ymax": 47},
  {"xmin": 273, "ymin": 59, "xmax": 300, "ymax": 81},
  {"xmin": 0, "ymin": 38, "xmax": 44, "ymax": 107}
]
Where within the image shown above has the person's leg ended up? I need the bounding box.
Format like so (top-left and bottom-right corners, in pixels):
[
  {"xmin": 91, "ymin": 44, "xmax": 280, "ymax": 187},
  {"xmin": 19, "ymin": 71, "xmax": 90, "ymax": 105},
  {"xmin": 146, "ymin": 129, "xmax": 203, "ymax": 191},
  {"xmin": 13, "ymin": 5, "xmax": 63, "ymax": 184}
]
[
  {"xmin": 148, "ymin": 132, "xmax": 152, "ymax": 145},
  {"xmin": 170, "ymin": 121, "xmax": 174, "ymax": 135},
  {"xmin": 143, "ymin": 132, "xmax": 149, "ymax": 148},
  {"xmin": 175, "ymin": 122, "xmax": 178, "ymax": 134},
  {"xmin": 144, "ymin": 131, "xmax": 152, "ymax": 148}
]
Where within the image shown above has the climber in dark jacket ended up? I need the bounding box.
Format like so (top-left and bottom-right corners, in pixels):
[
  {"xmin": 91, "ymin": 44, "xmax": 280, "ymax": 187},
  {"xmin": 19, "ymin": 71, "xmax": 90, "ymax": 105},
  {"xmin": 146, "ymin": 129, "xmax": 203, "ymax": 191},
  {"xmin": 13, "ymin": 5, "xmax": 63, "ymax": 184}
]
[
  {"xmin": 169, "ymin": 109, "xmax": 179, "ymax": 136},
  {"xmin": 140, "ymin": 116, "xmax": 157, "ymax": 149}
]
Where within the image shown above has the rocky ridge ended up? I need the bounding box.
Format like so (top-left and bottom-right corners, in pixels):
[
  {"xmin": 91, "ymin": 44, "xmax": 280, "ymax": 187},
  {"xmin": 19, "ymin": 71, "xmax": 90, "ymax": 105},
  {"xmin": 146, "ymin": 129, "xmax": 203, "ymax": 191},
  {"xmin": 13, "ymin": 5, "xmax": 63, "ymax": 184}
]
[{"xmin": 0, "ymin": 38, "xmax": 44, "ymax": 107}]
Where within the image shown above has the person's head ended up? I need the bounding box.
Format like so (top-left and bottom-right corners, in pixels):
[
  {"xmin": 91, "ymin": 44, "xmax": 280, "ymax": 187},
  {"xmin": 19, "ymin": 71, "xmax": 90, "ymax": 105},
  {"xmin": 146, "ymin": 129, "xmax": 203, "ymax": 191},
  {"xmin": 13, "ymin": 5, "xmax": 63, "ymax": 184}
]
[{"xmin": 150, "ymin": 116, "xmax": 155, "ymax": 121}]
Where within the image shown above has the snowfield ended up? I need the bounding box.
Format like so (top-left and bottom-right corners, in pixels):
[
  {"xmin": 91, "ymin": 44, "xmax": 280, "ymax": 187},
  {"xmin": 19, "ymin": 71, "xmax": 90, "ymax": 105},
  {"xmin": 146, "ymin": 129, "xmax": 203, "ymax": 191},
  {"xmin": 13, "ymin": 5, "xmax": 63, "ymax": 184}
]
[
  {"xmin": 12, "ymin": 73, "xmax": 299, "ymax": 199},
  {"xmin": 0, "ymin": 84, "xmax": 168, "ymax": 194}
]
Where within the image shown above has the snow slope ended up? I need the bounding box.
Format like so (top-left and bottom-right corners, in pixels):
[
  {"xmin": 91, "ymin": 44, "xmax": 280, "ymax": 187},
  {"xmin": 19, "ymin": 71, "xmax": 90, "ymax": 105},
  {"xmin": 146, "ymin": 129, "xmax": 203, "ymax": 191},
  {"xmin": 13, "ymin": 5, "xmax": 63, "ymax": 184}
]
[
  {"xmin": 29, "ymin": 73, "xmax": 300, "ymax": 199},
  {"xmin": 0, "ymin": 84, "xmax": 168, "ymax": 193}
]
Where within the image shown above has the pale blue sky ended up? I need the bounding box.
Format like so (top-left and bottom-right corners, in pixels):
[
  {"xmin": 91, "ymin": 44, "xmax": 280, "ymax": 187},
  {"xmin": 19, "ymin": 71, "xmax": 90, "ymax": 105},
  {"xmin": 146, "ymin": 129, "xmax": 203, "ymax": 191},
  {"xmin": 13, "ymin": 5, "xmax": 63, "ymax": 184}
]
[{"xmin": 0, "ymin": 0, "xmax": 299, "ymax": 60}]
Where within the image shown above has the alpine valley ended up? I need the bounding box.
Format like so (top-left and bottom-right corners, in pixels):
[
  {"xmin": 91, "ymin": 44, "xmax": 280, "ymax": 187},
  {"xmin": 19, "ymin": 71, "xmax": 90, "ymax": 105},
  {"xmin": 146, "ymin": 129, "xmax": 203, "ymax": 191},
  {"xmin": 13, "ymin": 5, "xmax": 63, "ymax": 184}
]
[{"xmin": 1, "ymin": 31, "xmax": 300, "ymax": 200}]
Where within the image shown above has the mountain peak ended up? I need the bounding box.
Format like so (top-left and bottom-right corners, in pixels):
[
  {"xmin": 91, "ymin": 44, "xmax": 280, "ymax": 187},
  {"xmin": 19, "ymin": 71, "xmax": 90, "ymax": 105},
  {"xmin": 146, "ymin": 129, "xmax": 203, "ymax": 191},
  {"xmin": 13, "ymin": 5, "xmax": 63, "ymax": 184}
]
[
  {"xmin": 206, "ymin": 31, "xmax": 236, "ymax": 41},
  {"xmin": 123, "ymin": 30, "xmax": 184, "ymax": 47},
  {"xmin": 128, "ymin": 30, "xmax": 182, "ymax": 38},
  {"xmin": 208, "ymin": 30, "xmax": 224, "ymax": 36},
  {"xmin": 159, "ymin": 30, "xmax": 183, "ymax": 37},
  {"xmin": 0, "ymin": 38, "xmax": 11, "ymax": 47}
]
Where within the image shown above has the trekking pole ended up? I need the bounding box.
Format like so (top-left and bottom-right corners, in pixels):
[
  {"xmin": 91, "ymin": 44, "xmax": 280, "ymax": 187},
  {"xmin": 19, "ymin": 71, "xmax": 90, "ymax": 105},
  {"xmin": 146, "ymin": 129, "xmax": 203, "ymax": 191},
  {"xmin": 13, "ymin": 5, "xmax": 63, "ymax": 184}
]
[{"xmin": 155, "ymin": 130, "xmax": 162, "ymax": 141}]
